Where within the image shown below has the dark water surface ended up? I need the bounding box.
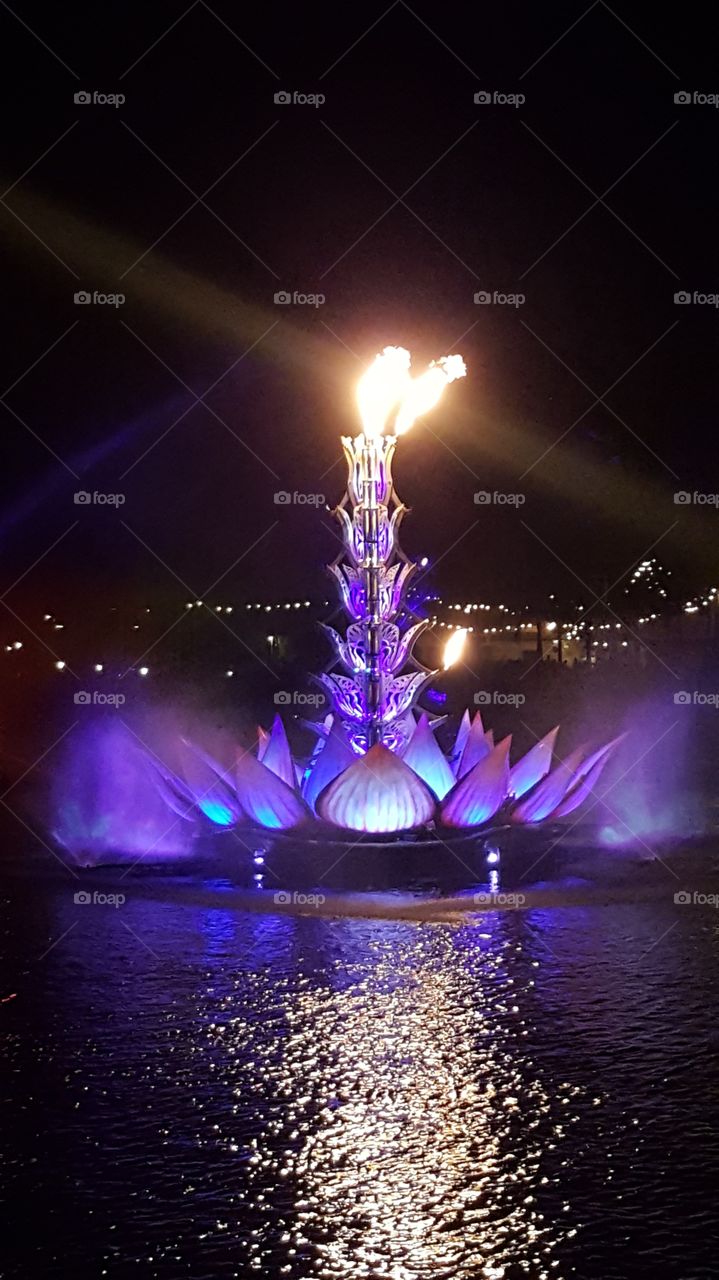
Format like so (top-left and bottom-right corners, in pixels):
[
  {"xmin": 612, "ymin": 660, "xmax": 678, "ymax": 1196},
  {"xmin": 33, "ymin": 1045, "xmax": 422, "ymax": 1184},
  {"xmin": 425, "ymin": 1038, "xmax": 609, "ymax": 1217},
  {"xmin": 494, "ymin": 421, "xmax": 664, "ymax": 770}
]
[{"xmin": 2, "ymin": 852, "xmax": 719, "ymax": 1278}]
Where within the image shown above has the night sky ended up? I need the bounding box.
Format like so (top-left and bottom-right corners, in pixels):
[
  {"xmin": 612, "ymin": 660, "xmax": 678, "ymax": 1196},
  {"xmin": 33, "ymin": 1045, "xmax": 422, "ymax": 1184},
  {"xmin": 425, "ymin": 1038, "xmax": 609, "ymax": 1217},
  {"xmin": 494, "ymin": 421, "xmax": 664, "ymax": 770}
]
[{"xmin": 1, "ymin": 0, "xmax": 717, "ymax": 615}]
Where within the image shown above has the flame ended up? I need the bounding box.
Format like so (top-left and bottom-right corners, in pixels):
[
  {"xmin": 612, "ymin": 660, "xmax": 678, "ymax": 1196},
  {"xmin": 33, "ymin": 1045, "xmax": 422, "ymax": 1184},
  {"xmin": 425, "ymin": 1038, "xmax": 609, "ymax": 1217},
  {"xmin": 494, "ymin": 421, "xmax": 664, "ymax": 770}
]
[
  {"xmin": 357, "ymin": 348, "xmax": 466, "ymax": 438},
  {"xmin": 395, "ymin": 354, "xmax": 467, "ymax": 436},
  {"xmin": 442, "ymin": 627, "xmax": 467, "ymax": 670},
  {"xmin": 356, "ymin": 346, "xmax": 411, "ymax": 439}
]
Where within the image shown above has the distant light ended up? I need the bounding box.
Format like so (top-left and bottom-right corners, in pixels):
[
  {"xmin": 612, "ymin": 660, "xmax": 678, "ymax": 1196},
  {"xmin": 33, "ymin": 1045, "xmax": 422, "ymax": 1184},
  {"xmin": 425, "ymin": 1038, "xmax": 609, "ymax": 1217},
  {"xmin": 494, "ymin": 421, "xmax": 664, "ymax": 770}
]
[
  {"xmin": 55, "ymin": 660, "xmax": 66, "ymax": 671},
  {"xmin": 94, "ymin": 663, "xmax": 103, "ymax": 673},
  {"xmin": 138, "ymin": 666, "xmax": 149, "ymax": 676},
  {"xmin": 12, "ymin": 641, "xmax": 22, "ymax": 650},
  {"xmin": 419, "ymin": 556, "xmax": 429, "ymax": 567},
  {"xmin": 546, "ymin": 621, "xmax": 557, "ymax": 631},
  {"xmin": 196, "ymin": 601, "xmax": 203, "ymax": 607},
  {"xmin": 43, "ymin": 614, "xmax": 52, "ymax": 621},
  {"xmin": 225, "ymin": 669, "xmax": 234, "ymax": 677},
  {"xmin": 54, "ymin": 623, "xmax": 64, "ymax": 630},
  {"xmin": 215, "ymin": 605, "xmax": 222, "ymax": 612},
  {"xmin": 266, "ymin": 635, "xmax": 275, "ymax": 643},
  {"xmin": 225, "ymin": 606, "xmax": 233, "ymax": 614},
  {"xmin": 486, "ymin": 847, "xmax": 500, "ymax": 866},
  {"xmin": 185, "ymin": 602, "xmax": 193, "ymax": 609}
]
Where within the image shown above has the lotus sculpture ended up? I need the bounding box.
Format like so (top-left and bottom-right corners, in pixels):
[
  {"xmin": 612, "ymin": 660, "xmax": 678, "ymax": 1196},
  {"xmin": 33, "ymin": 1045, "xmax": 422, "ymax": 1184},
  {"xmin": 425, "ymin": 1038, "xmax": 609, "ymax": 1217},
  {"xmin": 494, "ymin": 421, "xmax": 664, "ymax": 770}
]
[{"xmin": 152, "ymin": 346, "xmax": 622, "ymax": 837}]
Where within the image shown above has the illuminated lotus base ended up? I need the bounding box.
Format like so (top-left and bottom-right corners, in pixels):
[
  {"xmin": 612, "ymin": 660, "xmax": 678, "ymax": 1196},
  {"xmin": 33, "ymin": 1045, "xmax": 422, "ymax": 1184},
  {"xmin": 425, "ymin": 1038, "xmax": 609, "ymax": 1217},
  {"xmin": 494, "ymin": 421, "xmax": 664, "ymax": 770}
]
[
  {"xmin": 151, "ymin": 345, "xmax": 623, "ymax": 838},
  {"xmin": 153, "ymin": 711, "xmax": 623, "ymax": 837}
]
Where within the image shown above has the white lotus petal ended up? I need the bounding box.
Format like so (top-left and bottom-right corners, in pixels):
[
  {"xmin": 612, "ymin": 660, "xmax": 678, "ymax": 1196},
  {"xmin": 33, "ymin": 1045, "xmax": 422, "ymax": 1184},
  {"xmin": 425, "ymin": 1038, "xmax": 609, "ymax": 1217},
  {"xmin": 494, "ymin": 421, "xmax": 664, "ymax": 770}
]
[
  {"xmin": 316, "ymin": 744, "xmax": 436, "ymax": 833},
  {"xmin": 302, "ymin": 718, "xmax": 356, "ymax": 814},
  {"xmin": 235, "ymin": 750, "xmax": 310, "ymax": 829}
]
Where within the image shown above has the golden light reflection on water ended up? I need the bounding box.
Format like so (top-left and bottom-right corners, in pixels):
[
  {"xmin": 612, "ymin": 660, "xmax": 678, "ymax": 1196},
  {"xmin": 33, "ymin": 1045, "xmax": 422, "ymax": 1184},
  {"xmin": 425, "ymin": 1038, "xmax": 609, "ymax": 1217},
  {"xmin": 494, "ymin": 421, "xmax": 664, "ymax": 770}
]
[{"xmin": 232, "ymin": 919, "xmax": 570, "ymax": 1278}]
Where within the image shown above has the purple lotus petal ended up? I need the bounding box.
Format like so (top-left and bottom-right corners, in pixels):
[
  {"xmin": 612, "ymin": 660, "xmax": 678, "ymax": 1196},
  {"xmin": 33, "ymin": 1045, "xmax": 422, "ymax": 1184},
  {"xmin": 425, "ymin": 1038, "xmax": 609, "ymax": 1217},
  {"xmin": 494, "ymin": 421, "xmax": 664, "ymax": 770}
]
[
  {"xmin": 147, "ymin": 758, "xmax": 197, "ymax": 822},
  {"xmin": 302, "ymin": 718, "xmax": 356, "ymax": 814},
  {"xmin": 235, "ymin": 750, "xmax": 310, "ymax": 829},
  {"xmin": 440, "ymin": 735, "xmax": 512, "ymax": 828},
  {"xmin": 511, "ymin": 746, "xmax": 586, "ymax": 824},
  {"xmin": 402, "ymin": 713, "xmax": 456, "ymax": 800},
  {"xmin": 451, "ymin": 708, "xmax": 472, "ymax": 774},
  {"xmin": 457, "ymin": 711, "xmax": 492, "ymax": 778},
  {"xmin": 508, "ymin": 726, "xmax": 559, "ymax": 800},
  {"xmin": 257, "ymin": 726, "xmax": 270, "ymax": 761},
  {"xmin": 550, "ymin": 734, "xmax": 626, "ymax": 819},
  {"xmin": 316, "ymin": 743, "xmax": 437, "ymax": 833},
  {"xmin": 179, "ymin": 741, "xmax": 243, "ymax": 827},
  {"xmin": 261, "ymin": 714, "xmax": 296, "ymax": 788}
]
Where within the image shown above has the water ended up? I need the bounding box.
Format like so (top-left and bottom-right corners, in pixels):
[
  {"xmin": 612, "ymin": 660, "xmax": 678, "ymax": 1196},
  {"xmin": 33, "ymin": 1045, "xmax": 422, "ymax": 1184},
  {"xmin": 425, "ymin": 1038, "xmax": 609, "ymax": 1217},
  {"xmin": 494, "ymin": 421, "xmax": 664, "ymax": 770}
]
[{"xmin": 2, "ymin": 851, "xmax": 719, "ymax": 1278}]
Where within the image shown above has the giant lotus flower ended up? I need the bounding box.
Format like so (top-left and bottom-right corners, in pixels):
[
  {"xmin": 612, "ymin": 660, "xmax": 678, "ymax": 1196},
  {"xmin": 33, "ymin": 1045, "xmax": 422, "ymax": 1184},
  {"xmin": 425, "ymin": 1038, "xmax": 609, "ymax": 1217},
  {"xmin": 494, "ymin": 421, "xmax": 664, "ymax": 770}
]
[{"xmin": 150, "ymin": 710, "xmax": 624, "ymax": 836}]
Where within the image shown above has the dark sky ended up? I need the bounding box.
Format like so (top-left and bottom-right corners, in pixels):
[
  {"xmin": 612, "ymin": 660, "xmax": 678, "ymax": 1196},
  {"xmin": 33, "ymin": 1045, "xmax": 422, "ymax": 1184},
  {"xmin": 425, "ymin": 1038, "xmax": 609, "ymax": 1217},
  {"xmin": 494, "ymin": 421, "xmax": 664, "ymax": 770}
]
[{"xmin": 1, "ymin": 0, "xmax": 717, "ymax": 613}]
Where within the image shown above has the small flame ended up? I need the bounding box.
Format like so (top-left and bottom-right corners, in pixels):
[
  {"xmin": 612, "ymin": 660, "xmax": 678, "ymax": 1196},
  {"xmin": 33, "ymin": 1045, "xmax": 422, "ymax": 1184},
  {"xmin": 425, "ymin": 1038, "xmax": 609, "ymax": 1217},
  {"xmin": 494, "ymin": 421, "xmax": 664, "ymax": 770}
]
[
  {"xmin": 395, "ymin": 354, "xmax": 467, "ymax": 436},
  {"xmin": 357, "ymin": 348, "xmax": 466, "ymax": 438},
  {"xmin": 443, "ymin": 627, "xmax": 467, "ymax": 670}
]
